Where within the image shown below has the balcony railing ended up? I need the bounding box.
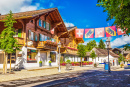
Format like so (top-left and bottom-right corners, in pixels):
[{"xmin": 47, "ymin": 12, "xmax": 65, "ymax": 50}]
[
  {"xmin": 37, "ymin": 40, "xmax": 57, "ymax": 50},
  {"xmin": 14, "ymin": 37, "xmax": 24, "ymax": 45}
]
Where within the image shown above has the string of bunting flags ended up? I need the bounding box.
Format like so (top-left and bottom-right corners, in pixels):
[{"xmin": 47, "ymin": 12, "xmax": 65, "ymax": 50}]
[{"xmin": 75, "ymin": 26, "xmax": 126, "ymax": 38}]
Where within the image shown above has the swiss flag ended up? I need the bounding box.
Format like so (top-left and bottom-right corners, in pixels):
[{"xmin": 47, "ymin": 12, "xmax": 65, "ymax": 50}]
[
  {"xmin": 75, "ymin": 29, "xmax": 84, "ymax": 38},
  {"xmin": 51, "ymin": 28, "xmax": 54, "ymax": 34},
  {"xmin": 117, "ymin": 28, "xmax": 126, "ymax": 35}
]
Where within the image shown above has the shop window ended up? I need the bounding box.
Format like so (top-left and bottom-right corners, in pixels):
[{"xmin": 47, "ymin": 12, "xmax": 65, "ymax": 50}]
[
  {"xmin": 27, "ymin": 49, "xmax": 38, "ymax": 63},
  {"xmin": 39, "ymin": 19, "xmax": 42, "ymax": 27},
  {"xmin": 50, "ymin": 52, "xmax": 56, "ymax": 62},
  {"xmin": 8, "ymin": 53, "xmax": 16, "ymax": 64}
]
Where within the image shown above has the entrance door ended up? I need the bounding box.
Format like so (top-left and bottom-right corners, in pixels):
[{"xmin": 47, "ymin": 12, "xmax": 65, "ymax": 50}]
[{"xmin": 40, "ymin": 52, "xmax": 47, "ymax": 65}]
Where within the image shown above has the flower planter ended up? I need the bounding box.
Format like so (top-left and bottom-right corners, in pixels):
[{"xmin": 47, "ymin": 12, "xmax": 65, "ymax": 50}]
[
  {"xmin": 49, "ymin": 63, "xmax": 51, "ymax": 66},
  {"xmin": 39, "ymin": 63, "xmax": 42, "ymax": 67}
]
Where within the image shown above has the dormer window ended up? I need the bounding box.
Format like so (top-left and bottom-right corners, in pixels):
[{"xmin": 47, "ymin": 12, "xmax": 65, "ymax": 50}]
[{"xmin": 30, "ymin": 20, "xmax": 33, "ymax": 23}]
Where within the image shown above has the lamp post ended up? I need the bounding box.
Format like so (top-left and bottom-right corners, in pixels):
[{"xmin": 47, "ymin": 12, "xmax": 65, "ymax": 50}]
[
  {"xmin": 106, "ymin": 37, "xmax": 111, "ymax": 73},
  {"xmin": 58, "ymin": 41, "xmax": 61, "ymax": 72}
]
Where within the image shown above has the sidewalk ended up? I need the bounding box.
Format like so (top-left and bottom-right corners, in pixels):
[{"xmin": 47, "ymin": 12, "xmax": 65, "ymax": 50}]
[{"xmin": 0, "ymin": 65, "xmax": 123, "ymax": 82}]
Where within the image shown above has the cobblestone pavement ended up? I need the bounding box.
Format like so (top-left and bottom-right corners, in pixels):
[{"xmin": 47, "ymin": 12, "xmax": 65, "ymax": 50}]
[
  {"xmin": 0, "ymin": 66, "xmax": 125, "ymax": 87},
  {"xmin": 50, "ymin": 69, "xmax": 130, "ymax": 87}
]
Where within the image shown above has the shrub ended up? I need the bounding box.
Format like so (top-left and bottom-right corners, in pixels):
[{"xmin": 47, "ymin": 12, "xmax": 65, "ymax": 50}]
[
  {"xmin": 39, "ymin": 61, "xmax": 42, "ymax": 63},
  {"xmin": 60, "ymin": 62, "xmax": 66, "ymax": 66},
  {"xmin": 49, "ymin": 61, "xmax": 52, "ymax": 63},
  {"xmin": 66, "ymin": 60, "xmax": 71, "ymax": 64}
]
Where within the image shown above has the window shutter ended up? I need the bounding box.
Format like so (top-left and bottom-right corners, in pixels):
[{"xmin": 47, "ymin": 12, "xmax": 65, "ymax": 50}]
[
  {"xmin": 18, "ymin": 29, "xmax": 22, "ymax": 37},
  {"xmin": 49, "ymin": 24, "xmax": 51, "ymax": 30}
]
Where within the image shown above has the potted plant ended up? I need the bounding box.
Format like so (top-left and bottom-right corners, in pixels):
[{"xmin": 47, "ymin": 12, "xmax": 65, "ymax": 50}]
[
  {"xmin": 120, "ymin": 63, "xmax": 124, "ymax": 68},
  {"xmin": 94, "ymin": 63, "xmax": 97, "ymax": 67},
  {"xmin": 49, "ymin": 61, "xmax": 52, "ymax": 66},
  {"xmin": 39, "ymin": 61, "xmax": 42, "ymax": 67}
]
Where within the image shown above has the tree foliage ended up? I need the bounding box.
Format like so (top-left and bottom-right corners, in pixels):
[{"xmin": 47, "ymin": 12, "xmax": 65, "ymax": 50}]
[
  {"xmin": 90, "ymin": 50, "xmax": 97, "ymax": 60},
  {"xmin": 86, "ymin": 40, "xmax": 97, "ymax": 52},
  {"xmin": 98, "ymin": 39, "xmax": 106, "ymax": 49},
  {"xmin": 77, "ymin": 44, "xmax": 87, "ymax": 57},
  {"xmin": 97, "ymin": 0, "xmax": 130, "ymax": 49},
  {"xmin": 0, "ymin": 10, "xmax": 20, "ymax": 53},
  {"xmin": 118, "ymin": 53, "xmax": 125, "ymax": 61},
  {"xmin": 97, "ymin": 0, "xmax": 130, "ymax": 34}
]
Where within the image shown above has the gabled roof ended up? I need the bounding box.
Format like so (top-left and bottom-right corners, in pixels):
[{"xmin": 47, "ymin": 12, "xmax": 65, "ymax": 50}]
[
  {"xmin": 112, "ymin": 48, "xmax": 130, "ymax": 54},
  {"xmin": 0, "ymin": 8, "xmax": 57, "ymax": 20},
  {"xmin": 86, "ymin": 48, "xmax": 119, "ymax": 58}
]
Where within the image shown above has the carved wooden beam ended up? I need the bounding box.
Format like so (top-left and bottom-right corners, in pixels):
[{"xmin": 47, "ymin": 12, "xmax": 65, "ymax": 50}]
[{"xmin": 57, "ymin": 32, "xmax": 65, "ymax": 37}]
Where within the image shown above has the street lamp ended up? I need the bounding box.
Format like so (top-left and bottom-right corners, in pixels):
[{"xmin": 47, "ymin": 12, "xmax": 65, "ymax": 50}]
[
  {"xmin": 106, "ymin": 37, "xmax": 111, "ymax": 73},
  {"xmin": 58, "ymin": 41, "xmax": 61, "ymax": 72}
]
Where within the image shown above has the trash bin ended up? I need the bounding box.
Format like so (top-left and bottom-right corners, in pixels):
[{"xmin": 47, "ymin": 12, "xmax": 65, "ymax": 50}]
[{"xmin": 104, "ymin": 62, "xmax": 109, "ymax": 70}]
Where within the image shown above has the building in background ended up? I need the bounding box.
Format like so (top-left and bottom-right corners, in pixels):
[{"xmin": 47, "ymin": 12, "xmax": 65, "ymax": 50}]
[
  {"xmin": 86, "ymin": 48, "xmax": 119, "ymax": 66},
  {"xmin": 59, "ymin": 26, "xmax": 84, "ymax": 62}
]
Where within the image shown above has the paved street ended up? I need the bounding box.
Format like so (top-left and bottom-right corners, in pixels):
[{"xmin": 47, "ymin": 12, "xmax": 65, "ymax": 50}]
[{"xmin": 0, "ymin": 66, "xmax": 128, "ymax": 87}]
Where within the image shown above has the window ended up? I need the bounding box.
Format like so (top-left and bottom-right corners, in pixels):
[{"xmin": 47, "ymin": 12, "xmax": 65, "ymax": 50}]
[
  {"xmin": 45, "ymin": 36, "xmax": 47, "ymax": 41},
  {"xmin": 30, "ymin": 20, "xmax": 33, "ymax": 23},
  {"xmin": 28, "ymin": 30, "xmax": 34, "ymax": 41},
  {"xmin": 47, "ymin": 37, "xmax": 51, "ymax": 40},
  {"xmin": 39, "ymin": 34, "xmax": 45, "ymax": 41},
  {"xmin": 35, "ymin": 33, "xmax": 37, "ymax": 41},
  {"xmin": 39, "ymin": 19, "xmax": 42, "ymax": 27},
  {"xmin": 46, "ymin": 22, "xmax": 50, "ymax": 30},
  {"xmin": 42, "ymin": 21, "xmax": 46, "ymax": 28}
]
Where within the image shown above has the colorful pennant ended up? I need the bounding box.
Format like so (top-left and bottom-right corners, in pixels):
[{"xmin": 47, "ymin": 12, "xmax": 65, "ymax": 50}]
[
  {"xmin": 105, "ymin": 26, "xmax": 116, "ymax": 37},
  {"xmin": 95, "ymin": 27, "xmax": 104, "ymax": 38},
  {"xmin": 51, "ymin": 28, "xmax": 54, "ymax": 34},
  {"xmin": 117, "ymin": 28, "xmax": 126, "ymax": 35},
  {"xmin": 85, "ymin": 29, "xmax": 94, "ymax": 38},
  {"xmin": 75, "ymin": 29, "xmax": 84, "ymax": 38}
]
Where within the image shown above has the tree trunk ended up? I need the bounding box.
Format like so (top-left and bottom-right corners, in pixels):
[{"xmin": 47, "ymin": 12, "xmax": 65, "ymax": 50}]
[
  {"xmin": 10, "ymin": 54, "xmax": 12, "ymax": 72},
  {"xmin": 81, "ymin": 57, "xmax": 82, "ymax": 67},
  {"xmin": 3, "ymin": 52, "xmax": 7, "ymax": 74}
]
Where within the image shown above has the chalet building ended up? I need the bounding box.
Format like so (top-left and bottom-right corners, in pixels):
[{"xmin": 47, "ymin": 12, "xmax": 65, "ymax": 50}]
[
  {"xmin": 0, "ymin": 8, "xmax": 69, "ymax": 68},
  {"xmin": 112, "ymin": 48, "xmax": 130, "ymax": 63},
  {"xmin": 86, "ymin": 48, "xmax": 119, "ymax": 66},
  {"xmin": 59, "ymin": 26, "xmax": 84, "ymax": 62}
]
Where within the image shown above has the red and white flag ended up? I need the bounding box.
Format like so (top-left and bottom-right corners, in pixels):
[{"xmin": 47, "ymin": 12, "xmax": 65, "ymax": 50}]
[
  {"xmin": 117, "ymin": 28, "xmax": 126, "ymax": 35},
  {"xmin": 51, "ymin": 28, "xmax": 54, "ymax": 34},
  {"xmin": 75, "ymin": 29, "xmax": 84, "ymax": 38},
  {"xmin": 95, "ymin": 27, "xmax": 104, "ymax": 38}
]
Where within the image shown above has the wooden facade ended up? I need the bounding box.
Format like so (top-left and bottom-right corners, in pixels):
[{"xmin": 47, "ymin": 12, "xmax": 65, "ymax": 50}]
[
  {"xmin": 0, "ymin": 8, "xmax": 69, "ymax": 51},
  {"xmin": 59, "ymin": 27, "xmax": 84, "ymax": 55}
]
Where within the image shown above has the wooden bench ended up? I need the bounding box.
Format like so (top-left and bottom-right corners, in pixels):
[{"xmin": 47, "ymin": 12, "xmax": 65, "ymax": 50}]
[{"xmin": 66, "ymin": 64, "xmax": 74, "ymax": 70}]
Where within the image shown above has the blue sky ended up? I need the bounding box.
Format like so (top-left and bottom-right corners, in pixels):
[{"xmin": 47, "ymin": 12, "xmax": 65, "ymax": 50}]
[{"xmin": 0, "ymin": 0, "xmax": 130, "ymax": 48}]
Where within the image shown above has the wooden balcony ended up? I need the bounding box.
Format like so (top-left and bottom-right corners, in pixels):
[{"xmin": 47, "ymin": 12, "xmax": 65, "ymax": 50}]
[
  {"xmin": 14, "ymin": 37, "xmax": 24, "ymax": 45},
  {"xmin": 37, "ymin": 40, "xmax": 57, "ymax": 51}
]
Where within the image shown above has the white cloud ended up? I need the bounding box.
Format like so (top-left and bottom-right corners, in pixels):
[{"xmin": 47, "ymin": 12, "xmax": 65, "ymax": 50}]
[
  {"xmin": 49, "ymin": 3, "xmax": 54, "ymax": 7},
  {"xmin": 111, "ymin": 35, "xmax": 130, "ymax": 48},
  {"xmin": 64, "ymin": 22, "xmax": 74, "ymax": 27},
  {"xmin": 0, "ymin": 0, "xmax": 40, "ymax": 15}
]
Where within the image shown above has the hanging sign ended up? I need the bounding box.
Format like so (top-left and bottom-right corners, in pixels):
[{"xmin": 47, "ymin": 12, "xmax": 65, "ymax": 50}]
[
  {"xmin": 105, "ymin": 26, "xmax": 116, "ymax": 37},
  {"xmin": 95, "ymin": 27, "xmax": 104, "ymax": 38},
  {"xmin": 85, "ymin": 29, "xmax": 94, "ymax": 38}
]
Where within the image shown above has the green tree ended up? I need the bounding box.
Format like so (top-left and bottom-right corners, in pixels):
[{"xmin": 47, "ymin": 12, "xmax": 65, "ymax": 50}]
[
  {"xmin": 98, "ymin": 39, "xmax": 106, "ymax": 49},
  {"xmin": 86, "ymin": 40, "xmax": 97, "ymax": 52},
  {"xmin": 118, "ymin": 53, "xmax": 125, "ymax": 62},
  {"xmin": 97, "ymin": 0, "xmax": 130, "ymax": 49},
  {"xmin": 77, "ymin": 44, "xmax": 87, "ymax": 67},
  {"xmin": 90, "ymin": 50, "xmax": 97, "ymax": 63},
  {"xmin": 0, "ymin": 10, "xmax": 20, "ymax": 74}
]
